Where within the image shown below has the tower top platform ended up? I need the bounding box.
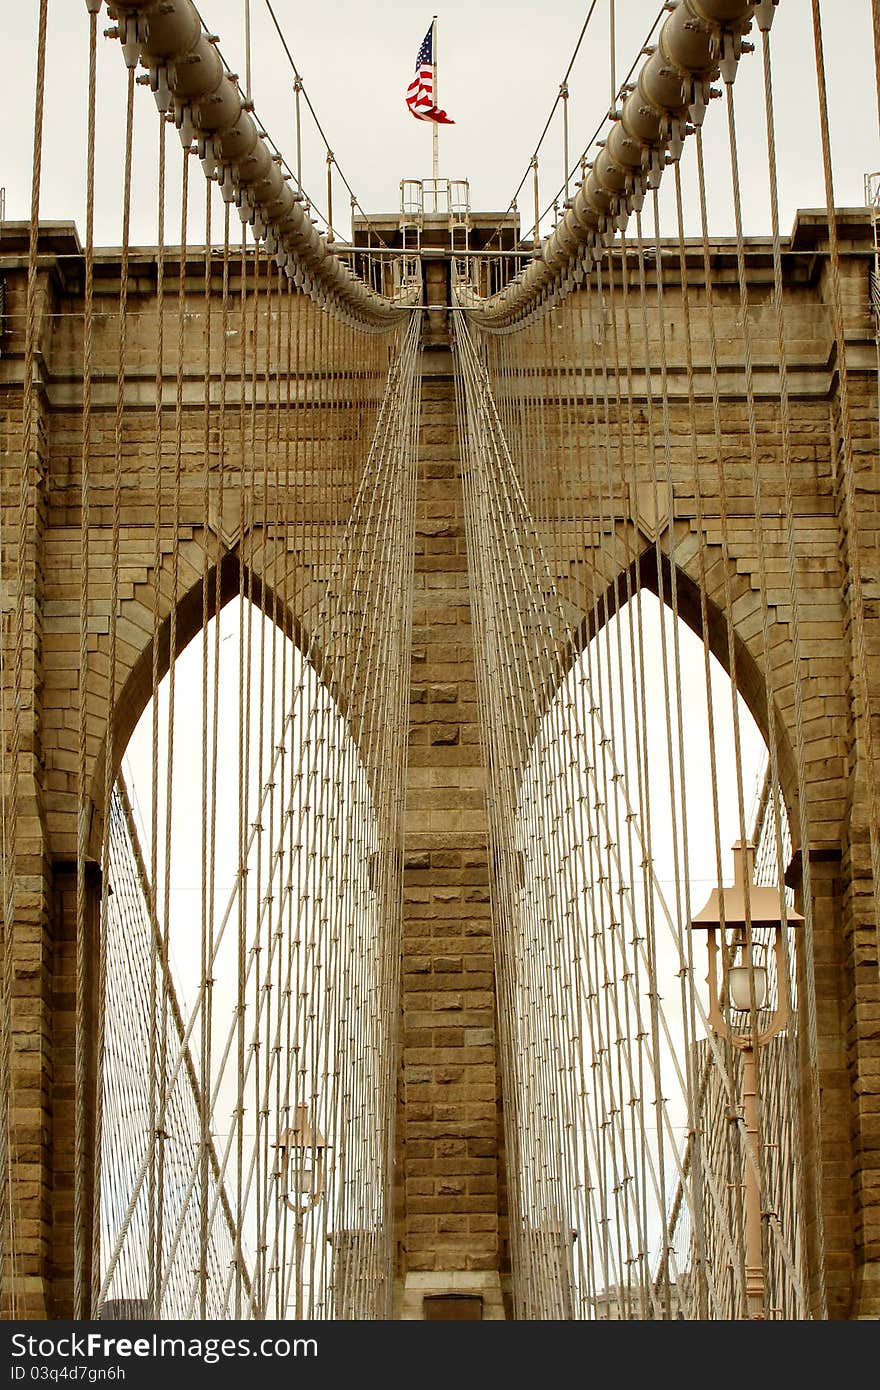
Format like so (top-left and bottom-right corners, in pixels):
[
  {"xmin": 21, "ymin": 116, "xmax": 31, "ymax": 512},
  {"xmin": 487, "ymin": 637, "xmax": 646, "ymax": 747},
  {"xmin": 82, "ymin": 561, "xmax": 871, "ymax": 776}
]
[{"xmin": 351, "ymin": 178, "xmax": 522, "ymax": 254}]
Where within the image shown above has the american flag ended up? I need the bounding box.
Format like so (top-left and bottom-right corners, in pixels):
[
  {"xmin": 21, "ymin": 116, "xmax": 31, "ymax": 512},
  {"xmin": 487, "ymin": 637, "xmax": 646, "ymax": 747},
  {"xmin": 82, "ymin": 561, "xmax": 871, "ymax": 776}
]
[{"xmin": 405, "ymin": 25, "xmax": 454, "ymax": 124}]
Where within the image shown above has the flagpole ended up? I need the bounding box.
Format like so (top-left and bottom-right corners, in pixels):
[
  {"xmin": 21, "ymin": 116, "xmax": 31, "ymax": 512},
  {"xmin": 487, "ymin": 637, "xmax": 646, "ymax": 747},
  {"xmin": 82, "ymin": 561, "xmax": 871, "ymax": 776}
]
[{"xmin": 432, "ymin": 14, "xmax": 439, "ymax": 196}]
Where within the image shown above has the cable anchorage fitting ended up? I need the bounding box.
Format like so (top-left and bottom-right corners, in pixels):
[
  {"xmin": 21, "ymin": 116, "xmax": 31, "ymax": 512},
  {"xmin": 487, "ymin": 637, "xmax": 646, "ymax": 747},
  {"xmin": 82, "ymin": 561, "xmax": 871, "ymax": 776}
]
[{"xmin": 751, "ymin": 0, "xmax": 778, "ymax": 32}]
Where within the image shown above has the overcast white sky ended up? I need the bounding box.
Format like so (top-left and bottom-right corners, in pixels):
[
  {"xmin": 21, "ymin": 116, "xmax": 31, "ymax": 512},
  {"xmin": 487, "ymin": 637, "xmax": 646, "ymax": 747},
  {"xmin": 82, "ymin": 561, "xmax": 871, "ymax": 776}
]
[{"xmin": 2, "ymin": 1, "xmax": 879, "ymax": 246}]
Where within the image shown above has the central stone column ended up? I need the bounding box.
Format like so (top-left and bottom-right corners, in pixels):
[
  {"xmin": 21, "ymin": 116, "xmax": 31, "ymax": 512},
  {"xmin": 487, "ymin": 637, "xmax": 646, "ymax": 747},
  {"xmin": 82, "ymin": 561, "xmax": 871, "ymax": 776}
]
[{"xmin": 394, "ymin": 350, "xmax": 506, "ymax": 1319}]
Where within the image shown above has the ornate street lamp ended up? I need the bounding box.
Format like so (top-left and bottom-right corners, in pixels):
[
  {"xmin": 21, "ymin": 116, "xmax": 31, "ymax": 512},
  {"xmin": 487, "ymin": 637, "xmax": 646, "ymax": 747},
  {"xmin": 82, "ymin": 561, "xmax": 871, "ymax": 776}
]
[
  {"xmin": 277, "ymin": 1104, "xmax": 328, "ymax": 1318},
  {"xmin": 278, "ymin": 1104, "xmax": 328, "ymax": 1215},
  {"xmin": 690, "ymin": 841, "xmax": 802, "ymax": 1319}
]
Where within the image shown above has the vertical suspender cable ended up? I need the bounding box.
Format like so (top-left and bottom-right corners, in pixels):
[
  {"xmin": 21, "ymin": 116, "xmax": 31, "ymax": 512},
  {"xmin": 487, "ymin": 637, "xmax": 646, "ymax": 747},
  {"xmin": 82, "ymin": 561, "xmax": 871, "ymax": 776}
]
[{"xmin": 82, "ymin": 2, "xmax": 101, "ymax": 1316}]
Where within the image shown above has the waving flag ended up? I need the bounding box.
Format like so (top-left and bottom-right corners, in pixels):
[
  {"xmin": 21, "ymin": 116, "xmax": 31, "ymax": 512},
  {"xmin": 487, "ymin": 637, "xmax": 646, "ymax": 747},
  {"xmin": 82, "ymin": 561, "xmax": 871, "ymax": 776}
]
[{"xmin": 405, "ymin": 25, "xmax": 454, "ymax": 124}]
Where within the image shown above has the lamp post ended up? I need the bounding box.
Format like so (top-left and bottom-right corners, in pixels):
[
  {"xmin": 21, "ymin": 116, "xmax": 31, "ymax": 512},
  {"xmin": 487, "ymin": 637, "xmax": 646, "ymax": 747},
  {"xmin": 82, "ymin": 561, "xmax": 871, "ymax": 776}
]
[
  {"xmin": 690, "ymin": 841, "xmax": 802, "ymax": 1319},
  {"xmin": 277, "ymin": 1104, "xmax": 327, "ymax": 1320}
]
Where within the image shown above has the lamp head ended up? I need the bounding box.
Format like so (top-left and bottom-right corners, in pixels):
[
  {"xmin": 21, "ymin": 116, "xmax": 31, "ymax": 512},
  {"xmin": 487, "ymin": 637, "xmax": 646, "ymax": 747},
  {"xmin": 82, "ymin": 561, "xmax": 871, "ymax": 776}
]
[
  {"xmin": 689, "ymin": 841, "xmax": 800, "ymax": 1047},
  {"xmin": 276, "ymin": 1105, "xmax": 328, "ymax": 1209}
]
